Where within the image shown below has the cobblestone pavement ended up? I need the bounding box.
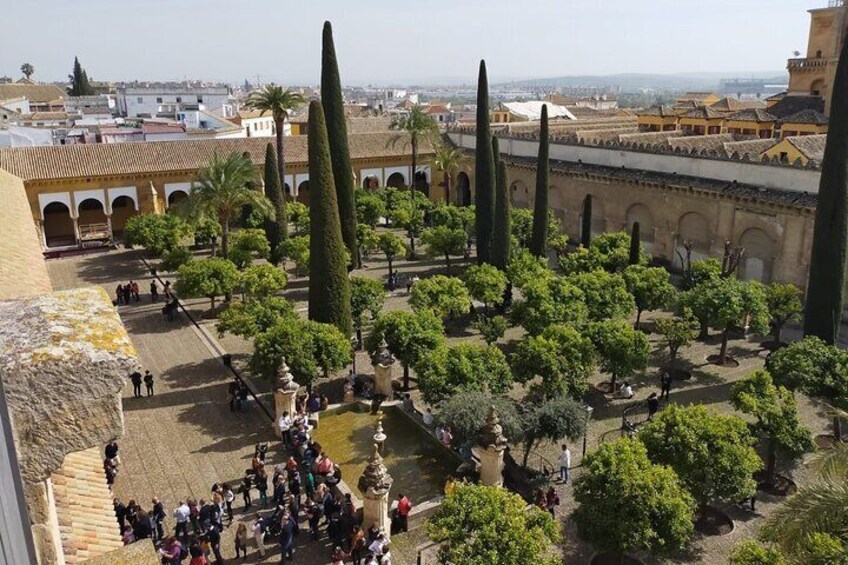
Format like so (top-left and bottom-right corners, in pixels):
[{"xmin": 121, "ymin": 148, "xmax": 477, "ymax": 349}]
[{"xmin": 47, "ymin": 248, "xmax": 427, "ymax": 564}]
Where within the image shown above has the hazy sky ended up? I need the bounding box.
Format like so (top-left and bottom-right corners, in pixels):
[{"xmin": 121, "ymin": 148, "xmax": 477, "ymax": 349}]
[{"xmin": 0, "ymin": 0, "xmax": 818, "ymax": 85}]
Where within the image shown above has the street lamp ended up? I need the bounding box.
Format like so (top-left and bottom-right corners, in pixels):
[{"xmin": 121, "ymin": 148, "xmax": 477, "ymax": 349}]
[{"xmin": 582, "ymin": 405, "xmax": 594, "ymax": 458}]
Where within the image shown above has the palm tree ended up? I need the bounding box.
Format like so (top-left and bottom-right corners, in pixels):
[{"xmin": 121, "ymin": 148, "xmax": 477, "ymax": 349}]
[
  {"xmin": 392, "ymin": 106, "xmax": 439, "ymax": 197},
  {"xmin": 761, "ymin": 416, "xmax": 848, "ymax": 561},
  {"xmin": 431, "ymin": 143, "xmax": 467, "ymax": 204},
  {"xmin": 20, "ymin": 63, "xmax": 34, "ymax": 80},
  {"xmin": 244, "ymin": 85, "xmax": 305, "ymax": 193},
  {"xmin": 181, "ymin": 152, "xmax": 273, "ymax": 258}
]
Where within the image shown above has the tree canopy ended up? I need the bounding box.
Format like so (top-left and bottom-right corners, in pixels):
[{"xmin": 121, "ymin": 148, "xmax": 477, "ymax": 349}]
[
  {"xmin": 765, "ymin": 282, "xmax": 802, "ymax": 343},
  {"xmin": 416, "ymin": 343, "xmax": 513, "ymax": 405},
  {"xmin": 513, "ymin": 276, "xmax": 588, "ymax": 335},
  {"xmin": 174, "ymin": 257, "xmax": 240, "ymax": 309},
  {"xmin": 567, "ymin": 270, "xmax": 635, "ymax": 321},
  {"xmin": 239, "ymin": 264, "xmax": 287, "ymax": 297},
  {"xmin": 124, "ymin": 213, "xmax": 192, "ymax": 256},
  {"xmin": 349, "ymin": 276, "xmax": 386, "ymax": 346},
  {"xmin": 520, "ymin": 394, "xmax": 586, "ymax": 468},
  {"xmin": 421, "ymin": 225, "xmax": 468, "ymax": 274},
  {"xmin": 511, "ymin": 324, "xmax": 596, "ymax": 398},
  {"xmin": 409, "ymin": 275, "xmax": 470, "ymax": 321},
  {"xmin": 427, "ymin": 483, "xmax": 561, "ymax": 565},
  {"xmin": 586, "ymin": 320, "xmax": 650, "ymax": 390},
  {"xmin": 464, "ymin": 263, "xmax": 508, "ymax": 310},
  {"xmin": 216, "ymin": 296, "xmax": 294, "ymax": 339},
  {"xmin": 435, "ymin": 392, "xmax": 521, "ymax": 448},
  {"xmin": 366, "ymin": 310, "xmax": 444, "ymax": 389},
  {"xmin": 623, "ymin": 264, "xmax": 676, "ymax": 328}
]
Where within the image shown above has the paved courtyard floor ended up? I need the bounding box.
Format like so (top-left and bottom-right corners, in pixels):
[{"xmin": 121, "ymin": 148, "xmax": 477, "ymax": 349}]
[{"xmin": 47, "ymin": 248, "xmax": 427, "ymax": 564}]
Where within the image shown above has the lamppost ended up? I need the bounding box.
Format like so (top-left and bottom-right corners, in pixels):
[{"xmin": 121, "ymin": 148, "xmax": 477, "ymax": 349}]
[{"xmin": 582, "ymin": 406, "xmax": 594, "ymax": 458}]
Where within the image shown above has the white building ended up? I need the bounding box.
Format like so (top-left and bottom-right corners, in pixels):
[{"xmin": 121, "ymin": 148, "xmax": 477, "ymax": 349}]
[
  {"xmin": 227, "ymin": 109, "xmax": 289, "ymax": 138},
  {"xmin": 64, "ymin": 94, "xmax": 116, "ymax": 115},
  {"xmin": 118, "ymin": 86, "xmax": 231, "ymax": 118}
]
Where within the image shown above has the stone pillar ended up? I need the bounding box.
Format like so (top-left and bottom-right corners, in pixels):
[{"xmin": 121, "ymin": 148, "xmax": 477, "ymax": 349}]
[
  {"xmin": 273, "ymin": 358, "xmax": 299, "ymax": 439},
  {"xmin": 71, "ymin": 216, "xmax": 81, "ymax": 248},
  {"xmin": 105, "ymin": 213, "xmax": 113, "ymax": 244},
  {"xmin": 477, "ymin": 406, "xmax": 508, "ymax": 487},
  {"xmin": 371, "ymin": 339, "xmax": 396, "ymax": 398},
  {"xmin": 358, "ymin": 444, "xmax": 393, "ymax": 539}
]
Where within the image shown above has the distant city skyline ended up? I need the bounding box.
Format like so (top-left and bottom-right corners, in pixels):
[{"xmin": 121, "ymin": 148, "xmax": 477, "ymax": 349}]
[{"xmin": 0, "ymin": 0, "xmax": 819, "ymax": 87}]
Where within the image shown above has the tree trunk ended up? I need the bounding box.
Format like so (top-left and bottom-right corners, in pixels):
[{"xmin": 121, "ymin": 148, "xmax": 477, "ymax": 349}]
[
  {"xmin": 773, "ymin": 323, "xmax": 783, "ymax": 344},
  {"xmin": 276, "ymin": 118, "xmax": 286, "ymax": 187},
  {"xmin": 718, "ymin": 328, "xmax": 730, "ymax": 365},
  {"xmin": 445, "ymin": 253, "xmax": 451, "ymax": 275},
  {"xmin": 403, "ymin": 363, "xmax": 410, "ymax": 391},
  {"xmin": 408, "ymin": 232, "xmax": 416, "ymax": 257},
  {"xmin": 210, "ymin": 237, "xmax": 217, "ymax": 257},
  {"xmin": 669, "ymin": 347, "xmax": 678, "ymax": 363},
  {"xmin": 210, "ymin": 296, "xmax": 216, "ymax": 310},
  {"xmin": 698, "ymin": 319, "xmax": 709, "ymax": 340},
  {"xmin": 765, "ymin": 437, "xmax": 777, "ymax": 486},
  {"xmin": 521, "ymin": 437, "xmax": 536, "ymax": 468},
  {"xmin": 444, "ymin": 171, "xmax": 451, "ymax": 204},
  {"xmin": 635, "ymin": 309, "xmax": 643, "ymax": 330},
  {"xmin": 610, "ymin": 373, "xmax": 618, "ymax": 392},
  {"xmin": 221, "ymin": 218, "xmax": 230, "ymax": 259},
  {"xmin": 356, "ymin": 328, "xmax": 363, "ymax": 350},
  {"xmin": 387, "ymin": 257, "xmax": 394, "ymax": 278}
]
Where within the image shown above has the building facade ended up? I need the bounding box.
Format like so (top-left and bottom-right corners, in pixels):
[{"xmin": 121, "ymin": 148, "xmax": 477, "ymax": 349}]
[{"xmin": 117, "ymin": 86, "xmax": 231, "ymax": 118}]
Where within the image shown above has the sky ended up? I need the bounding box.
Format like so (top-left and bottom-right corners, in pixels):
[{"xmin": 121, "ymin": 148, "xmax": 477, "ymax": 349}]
[{"xmin": 0, "ymin": 0, "xmax": 819, "ymax": 86}]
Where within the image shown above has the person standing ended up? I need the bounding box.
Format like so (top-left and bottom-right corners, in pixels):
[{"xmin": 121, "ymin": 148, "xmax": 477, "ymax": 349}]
[
  {"xmin": 241, "ymin": 471, "xmax": 253, "ymax": 510},
  {"xmin": 115, "ymin": 284, "xmax": 124, "ymax": 305},
  {"xmin": 234, "ymin": 523, "xmax": 248, "ymax": 559},
  {"xmin": 545, "ymin": 486, "xmax": 560, "ymax": 517},
  {"xmin": 131, "ymin": 281, "xmax": 140, "ymax": 302},
  {"xmin": 174, "ymin": 500, "xmax": 190, "ymax": 540},
  {"xmin": 130, "ymin": 370, "xmax": 142, "ymax": 398},
  {"xmin": 660, "ymin": 370, "xmax": 672, "ymax": 402},
  {"xmin": 143, "ymin": 370, "xmax": 154, "ymax": 397},
  {"xmin": 278, "ymin": 512, "xmax": 296, "ymax": 562},
  {"xmin": 350, "ymin": 525, "xmax": 366, "ymax": 565},
  {"xmin": 113, "ymin": 497, "xmax": 126, "ymax": 531},
  {"xmin": 559, "ymin": 444, "xmax": 571, "ymax": 483},
  {"xmin": 278, "ymin": 411, "xmax": 292, "ymax": 448},
  {"xmin": 647, "ymin": 392, "xmax": 660, "ymax": 420},
  {"xmin": 152, "ymin": 498, "xmax": 166, "ymax": 541},
  {"xmin": 150, "ymin": 280, "xmax": 159, "ymax": 302},
  {"xmin": 205, "ymin": 524, "xmax": 223, "ymax": 563},
  {"xmin": 256, "ymin": 468, "xmax": 268, "ymax": 508},
  {"xmin": 395, "ymin": 494, "xmax": 412, "ymax": 533},
  {"xmin": 163, "ymin": 280, "xmax": 172, "ymax": 299},
  {"xmin": 222, "ymin": 484, "xmax": 234, "ymax": 523},
  {"xmin": 251, "ymin": 514, "xmax": 266, "ymax": 557}
]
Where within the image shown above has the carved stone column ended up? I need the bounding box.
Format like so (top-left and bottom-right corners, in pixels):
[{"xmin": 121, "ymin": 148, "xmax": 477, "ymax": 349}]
[
  {"xmin": 371, "ymin": 339, "xmax": 396, "ymax": 398},
  {"xmin": 273, "ymin": 358, "xmax": 299, "ymax": 439},
  {"xmin": 478, "ymin": 406, "xmax": 508, "ymax": 487},
  {"xmin": 358, "ymin": 444, "xmax": 394, "ymax": 539}
]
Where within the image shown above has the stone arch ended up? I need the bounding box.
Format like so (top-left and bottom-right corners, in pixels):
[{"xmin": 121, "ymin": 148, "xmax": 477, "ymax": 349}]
[
  {"xmin": 386, "ymin": 172, "xmax": 406, "ymax": 189},
  {"xmin": 110, "ymin": 195, "xmax": 138, "ymax": 235},
  {"xmin": 168, "ymin": 190, "xmax": 188, "ymax": 207},
  {"xmin": 549, "ymin": 186, "xmax": 566, "ymax": 230},
  {"xmin": 77, "ymin": 198, "xmax": 107, "ymax": 226},
  {"xmin": 456, "ymin": 172, "xmax": 472, "ymax": 207},
  {"xmin": 626, "ymin": 203, "xmax": 655, "ymax": 254},
  {"xmin": 738, "ymin": 227, "xmax": 777, "ymax": 283},
  {"xmin": 675, "ymin": 211, "xmax": 711, "ymax": 267},
  {"xmin": 362, "ymin": 175, "xmax": 380, "ymax": 190},
  {"xmin": 509, "ymin": 180, "xmax": 529, "ymax": 207},
  {"xmin": 413, "ymin": 170, "xmax": 430, "ymax": 197},
  {"xmin": 296, "ymin": 180, "xmax": 310, "ymax": 205},
  {"xmin": 810, "ymin": 78, "xmax": 825, "ymax": 97},
  {"xmin": 43, "ymin": 201, "xmax": 75, "ymax": 248}
]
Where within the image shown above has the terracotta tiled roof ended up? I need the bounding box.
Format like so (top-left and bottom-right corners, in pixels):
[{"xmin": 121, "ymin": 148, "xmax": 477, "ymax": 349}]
[
  {"xmin": 142, "ymin": 123, "xmax": 186, "ymax": 134},
  {"xmin": 723, "ymin": 138, "xmax": 778, "ymax": 159},
  {"xmin": 0, "ymin": 131, "xmax": 433, "ymax": 181},
  {"xmin": 51, "ymin": 448, "xmax": 124, "ymax": 564},
  {"xmin": 21, "ymin": 111, "xmax": 69, "ymax": 121},
  {"xmin": 780, "ymin": 109, "xmax": 828, "ymax": 125},
  {"xmin": 767, "ymin": 95, "xmax": 825, "ymax": 119},
  {"xmin": 618, "ymin": 130, "xmax": 684, "ymax": 145},
  {"xmin": 637, "ymin": 105, "xmax": 678, "ymax": 118},
  {"xmin": 787, "ymin": 134, "xmax": 827, "ymax": 161},
  {"xmin": 725, "ymin": 109, "xmax": 777, "ymax": 123},
  {"xmin": 668, "ymin": 133, "xmax": 736, "ymax": 153},
  {"xmin": 680, "ymin": 106, "xmax": 725, "ymax": 120},
  {"xmin": 709, "ymin": 98, "xmax": 766, "ymax": 112},
  {"xmin": 425, "ymin": 104, "xmax": 450, "ymax": 114},
  {"xmin": 0, "ymin": 83, "xmax": 66, "ymax": 104}
]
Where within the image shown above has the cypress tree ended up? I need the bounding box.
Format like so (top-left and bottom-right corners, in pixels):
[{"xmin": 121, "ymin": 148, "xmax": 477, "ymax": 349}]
[
  {"xmin": 322, "ymin": 21, "xmax": 360, "ymax": 269},
  {"xmin": 475, "ymin": 60, "xmax": 495, "ymax": 265},
  {"xmin": 629, "ymin": 222, "xmax": 641, "ymax": 265},
  {"xmin": 492, "ymin": 158, "xmax": 511, "ymax": 271},
  {"xmin": 68, "ymin": 56, "xmax": 95, "ymax": 96},
  {"xmin": 529, "ymin": 104, "xmax": 550, "ymax": 257},
  {"xmin": 308, "ymin": 100, "xmax": 353, "ymax": 336},
  {"xmin": 581, "ymin": 194, "xmax": 593, "ymax": 247},
  {"xmin": 804, "ymin": 37, "xmax": 848, "ymax": 344},
  {"xmin": 263, "ymin": 143, "xmax": 287, "ymax": 258}
]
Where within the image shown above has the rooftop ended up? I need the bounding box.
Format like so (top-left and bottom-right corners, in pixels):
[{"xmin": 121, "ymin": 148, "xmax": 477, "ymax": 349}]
[
  {"xmin": 786, "ymin": 134, "xmax": 827, "ymax": 161},
  {"xmin": 636, "ymin": 105, "xmax": 679, "ymax": 118},
  {"xmin": 680, "ymin": 106, "xmax": 726, "ymax": 120},
  {"xmin": 780, "ymin": 108, "xmax": 829, "ymax": 125},
  {"xmin": 723, "ymin": 138, "xmax": 779, "ymax": 159},
  {"xmin": 0, "ymin": 83, "xmax": 66, "ymax": 104},
  {"xmin": 724, "ymin": 108, "xmax": 777, "ymax": 122},
  {"xmin": 709, "ymin": 97, "xmax": 767, "ymax": 112}
]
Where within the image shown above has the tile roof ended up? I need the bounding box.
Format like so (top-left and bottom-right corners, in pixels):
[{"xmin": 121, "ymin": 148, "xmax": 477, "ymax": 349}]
[
  {"xmin": 709, "ymin": 97, "xmax": 767, "ymax": 112},
  {"xmin": 618, "ymin": 130, "xmax": 684, "ymax": 145},
  {"xmin": 0, "ymin": 131, "xmax": 434, "ymax": 181},
  {"xmin": 21, "ymin": 111, "xmax": 69, "ymax": 121},
  {"xmin": 668, "ymin": 133, "xmax": 737, "ymax": 153},
  {"xmin": 787, "ymin": 134, "xmax": 827, "ymax": 161},
  {"xmin": 724, "ymin": 108, "xmax": 777, "ymax": 122},
  {"xmin": 678, "ymin": 91, "xmax": 718, "ymax": 101},
  {"xmin": 767, "ymin": 95, "xmax": 825, "ymax": 119},
  {"xmin": 0, "ymin": 83, "xmax": 66, "ymax": 104},
  {"xmin": 780, "ymin": 109, "xmax": 829, "ymax": 125},
  {"xmin": 424, "ymin": 104, "xmax": 450, "ymax": 114},
  {"xmin": 51, "ymin": 448, "xmax": 124, "ymax": 564},
  {"xmin": 637, "ymin": 105, "xmax": 678, "ymax": 118},
  {"xmin": 680, "ymin": 106, "xmax": 726, "ymax": 120},
  {"xmin": 142, "ymin": 122, "xmax": 186, "ymax": 134},
  {"xmin": 723, "ymin": 138, "xmax": 778, "ymax": 159}
]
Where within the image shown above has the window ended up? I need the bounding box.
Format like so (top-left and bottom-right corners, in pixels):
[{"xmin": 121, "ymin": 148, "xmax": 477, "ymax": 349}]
[
  {"xmin": 137, "ymin": 97, "xmax": 143, "ymax": 104},
  {"xmin": 197, "ymin": 96, "xmax": 203, "ymax": 103},
  {"xmin": 176, "ymin": 97, "xmax": 182, "ymax": 103},
  {"xmin": 253, "ymin": 123, "xmax": 258, "ymax": 131},
  {"xmin": 780, "ymin": 152, "xmax": 788, "ymax": 161},
  {"xmin": 156, "ymin": 97, "xmax": 163, "ymax": 103}
]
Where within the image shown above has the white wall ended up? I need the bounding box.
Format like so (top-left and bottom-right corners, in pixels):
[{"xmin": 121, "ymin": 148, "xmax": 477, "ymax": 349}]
[{"xmin": 448, "ymin": 132, "xmax": 821, "ymax": 194}]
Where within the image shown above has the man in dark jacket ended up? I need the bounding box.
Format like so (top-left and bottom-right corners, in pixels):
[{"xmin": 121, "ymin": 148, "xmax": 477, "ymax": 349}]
[{"xmin": 130, "ymin": 370, "xmax": 142, "ymax": 398}]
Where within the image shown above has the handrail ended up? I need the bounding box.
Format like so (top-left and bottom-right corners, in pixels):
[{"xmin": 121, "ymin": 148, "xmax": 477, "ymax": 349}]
[{"xmin": 138, "ymin": 253, "xmax": 275, "ymax": 423}]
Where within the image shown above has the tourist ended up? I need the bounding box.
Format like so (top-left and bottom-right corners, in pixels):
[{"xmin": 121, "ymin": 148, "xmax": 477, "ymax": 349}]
[
  {"xmin": 278, "ymin": 511, "xmax": 297, "ymax": 561},
  {"xmin": 198, "ymin": 498, "xmax": 213, "ymax": 529},
  {"xmin": 559, "ymin": 444, "xmax": 571, "ymax": 483},
  {"xmin": 251, "ymin": 514, "xmax": 266, "ymax": 557},
  {"xmin": 152, "ymin": 497, "xmax": 166, "ymax": 540},
  {"xmin": 256, "ymin": 468, "xmax": 269, "ymax": 507},
  {"xmin": 163, "ymin": 280, "xmax": 172, "ymax": 299},
  {"xmin": 251, "ymin": 453, "xmax": 263, "ymax": 475},
  {"xmin": 150, "ymin": 280, "xmax": 159, "ymax": 302},
  {"xmin": 402, "ymin": 393, "xmax": 414, "ymax": 412},
  {"xmin": 308, "ymin": 393, "xmax": 321, "ymax": 413},
  {"xmin": 133, "ymin": 508, "xmax": 152, "ymax": 540},
  {"xmin": 366, "ymin": 522, "xmax": 381, "ymax": 545},
  {"xmin": 121, "ymin": 524, "xmax": 135, "ymax": 545},
  {"xmin": 289, "ymin": 470, "xmax": 302, "ymax": 508},
  {"xmin": 122, "ymin": 283, "xmax": 132, "ymax": 305},
  {"xmin": 278, "ymin": 411, "xmax": 293, "ymax": 448},
  {"xmin": 125, "ymin": 499, "xmax": 139, "ymax": 529},
  {"xmin": 222, "ymin": 483, "xmax": 234, "ymax": 522},
  {"xmin": 227, "ymin": 379, "xmax": 239, "ymax": 412},
  {"xmin": 189, "ymin": 542, "xmax": 207, "ymax": 565},
  {"xmin": 307, "ymin": 499, "xmax": 323, "ymax": 541},
  {"xmin": 104, "ymin": 458, "xmax": 118, "ymax": 487},
  {"xmin": 422, "ymin": 407, "xmax": 434, "ymax": 427},
  {"xmin": 441, "ymin": 426, "xmax": 453, "ymax": 448},
  {"xmin": 113, "ymin": 497, "xmax": 126, "ymax": 530},
  {"xmin": 173, "ymin": 500, "xmax": 190, "ymax": 540},
  {"xmin": 321, "ymin": 394, "xmax": 330, "ymax": 411},
  {"xmin": 241, "ymin": 471, "xmax": 254, "ymax": 509},
  {"xmin": 350, "ymin": 525, "xmax": 366, "ymax": 565},
  {"xmin": 381, "ymin": 543, "xmax": 393, "ymax": 565},
  {"xmin": 545, "ymin": 486, "xmax": 560, "ymax": 517},
  {"xmin": 660, "ymin": 370, "xmax": 673, "ymax": 401},
  {"xmin": 159, "ymin": 536, "xmax": 183, "ymax": 565},
  {"xmin": 619, "ymin": 381, "xmax": 634, "ymax": 399},
  {"xmin": 396, "ymin": 493, "xmax": 412, "ymax": 533},
  {"xmin": 130, "ymin": 369, "xmax": 142, "ymax": 398},
  {"xmin": 255, "ymin": 442, "xmax": 269, "ymax": 464},
  {"xmin": 234, "ymin": 523, "xmax": 248, "ymax": 559},
  {"xmin": 317, "ymin": 452, "xmax": 334, "ymax": 476},
  {"xmin": 368, "ymin": 533, "xmax": 387, "ymax": 559},
  {"xmin": 647, "ymin": 392, "xmax": 660, "ymax": 420},
  {"xmin": 211, "ymin": 490, "xmax": 224, "ymax": 530},
  {"xmin": 131, "ymin": 280, "xmax": 140, "ymax": 302},
  {"xmin": 204, "ymin": 524, "xmax": 223, "ymax": 563},
  {"xmin": 105, "ymin": 440, "xmax": 120, "ymax": 466},
  {"xmin": 364, "ymin": 552, "xmax": 379, "ymax": 565},
  {"xmin": 534, "ymin": 489, "xmax": 546, "ymax": 511},
  {"xmin": 331, "ymin": 545, "xmax": 348, "ymax": 564},
  {"xmin": 115, "ymin": 284, "xmax": 124, "ymax": 305},
  {"xmin": 273, "ymin": 475, "xmax": 286, "ymax": 507},
  {"xmin": 188, "ymin": 498, "xmax": 201, "ymax": 535},
  {"xmin": 143, "ymin": 370, "xmax": 154, "ymax": 397},
  {"xmin": 237, "ymin": 382, "xmax": 249, "ymax": 411},
  {"xmin": 304, "ymin": 467, "xmax": 316, "ymax": 500}
]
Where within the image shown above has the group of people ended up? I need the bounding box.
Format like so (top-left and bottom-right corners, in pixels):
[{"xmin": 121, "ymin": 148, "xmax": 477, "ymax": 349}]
[
  {"xmin": 226, "ymin": 378, "xmax": 251, "ymax": 412},
  {"xmin": 129, "ymin": 369, "xmax": 155, "ymax": 398},
  {"xmin": 114, "ymin": 280, "xmax": 140, "ymax": 305},
  {"xmin": 533, "ymin": 486, "xmax": 560, "ymax": 517}
]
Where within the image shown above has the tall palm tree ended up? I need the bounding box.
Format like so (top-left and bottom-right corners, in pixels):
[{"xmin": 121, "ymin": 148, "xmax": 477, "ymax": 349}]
[
  {"xmin": 392, "ymin": 106, "xmax": 439, "ymax": 197},
  {"xmin": 245, "ymin": 85, "xmax": 305, "ymax": 193},
  {"xmin": 431, "ymin": 143, "xmax": 467, "ymax": 204},
  {"xmin": 181, "ymin": 152, "xmax": 273, "ymax": 258},
  {"xmin": 761, "ymin": 417, "xmax": 848, "ymax": 561}
]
